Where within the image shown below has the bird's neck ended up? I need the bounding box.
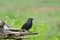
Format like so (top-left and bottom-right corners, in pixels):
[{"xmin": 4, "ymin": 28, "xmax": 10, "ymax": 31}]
[{"xmin": 27, "ymin": 20, "xmax": 32, "ymax": 23}]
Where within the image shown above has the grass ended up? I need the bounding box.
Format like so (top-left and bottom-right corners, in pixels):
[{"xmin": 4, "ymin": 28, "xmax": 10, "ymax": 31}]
[{"xmin": 0, "ymin": 0, "xmax": 60, "ymax": 40}]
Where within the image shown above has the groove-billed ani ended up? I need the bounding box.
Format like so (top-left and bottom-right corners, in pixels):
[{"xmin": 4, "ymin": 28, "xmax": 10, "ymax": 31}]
[
  {"xmin": 21, "ymin": 18, "xmax": 33, "ymax": 31},
  {"xmin": 16, "ymin": 18, "xmax": 33, "ymax": 40}
]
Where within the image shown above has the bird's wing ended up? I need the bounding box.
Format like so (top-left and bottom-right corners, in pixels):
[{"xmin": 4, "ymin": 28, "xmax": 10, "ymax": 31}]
[{"xmin": 21, "ymin": 22, "xmax": 29, "ymax": 29}]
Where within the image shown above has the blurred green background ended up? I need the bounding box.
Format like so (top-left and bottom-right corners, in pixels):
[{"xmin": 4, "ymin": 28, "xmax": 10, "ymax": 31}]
[{"xmin": 0, "ymin": 0, "xmax": 60, "ymax": 40}]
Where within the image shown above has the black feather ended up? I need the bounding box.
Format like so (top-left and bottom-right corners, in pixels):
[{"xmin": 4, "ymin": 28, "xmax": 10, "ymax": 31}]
[{"xmin": 21, "ymin": 18, "xmax": 33, "ymax": 31}]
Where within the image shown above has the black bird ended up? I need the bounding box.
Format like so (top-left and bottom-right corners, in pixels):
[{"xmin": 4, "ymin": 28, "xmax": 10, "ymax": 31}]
[
  {"xmin": 21, "ymin": 18, "xmax": 33, "ymax": 31},
  {"xmin": 16, "ymin": 18, "xmax": 33, "ymax": 40}
]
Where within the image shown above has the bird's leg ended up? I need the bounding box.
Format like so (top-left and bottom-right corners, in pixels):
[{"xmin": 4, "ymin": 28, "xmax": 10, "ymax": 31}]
[{"xmin": 20, "ymin": 29, "xmax": 26, "ymax": 37}]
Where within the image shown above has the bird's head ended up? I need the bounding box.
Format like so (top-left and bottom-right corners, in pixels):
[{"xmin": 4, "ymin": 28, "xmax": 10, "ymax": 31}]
[{"xmin": 28, "ymin": 18, "xmax": 33, "ymax": 21}]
